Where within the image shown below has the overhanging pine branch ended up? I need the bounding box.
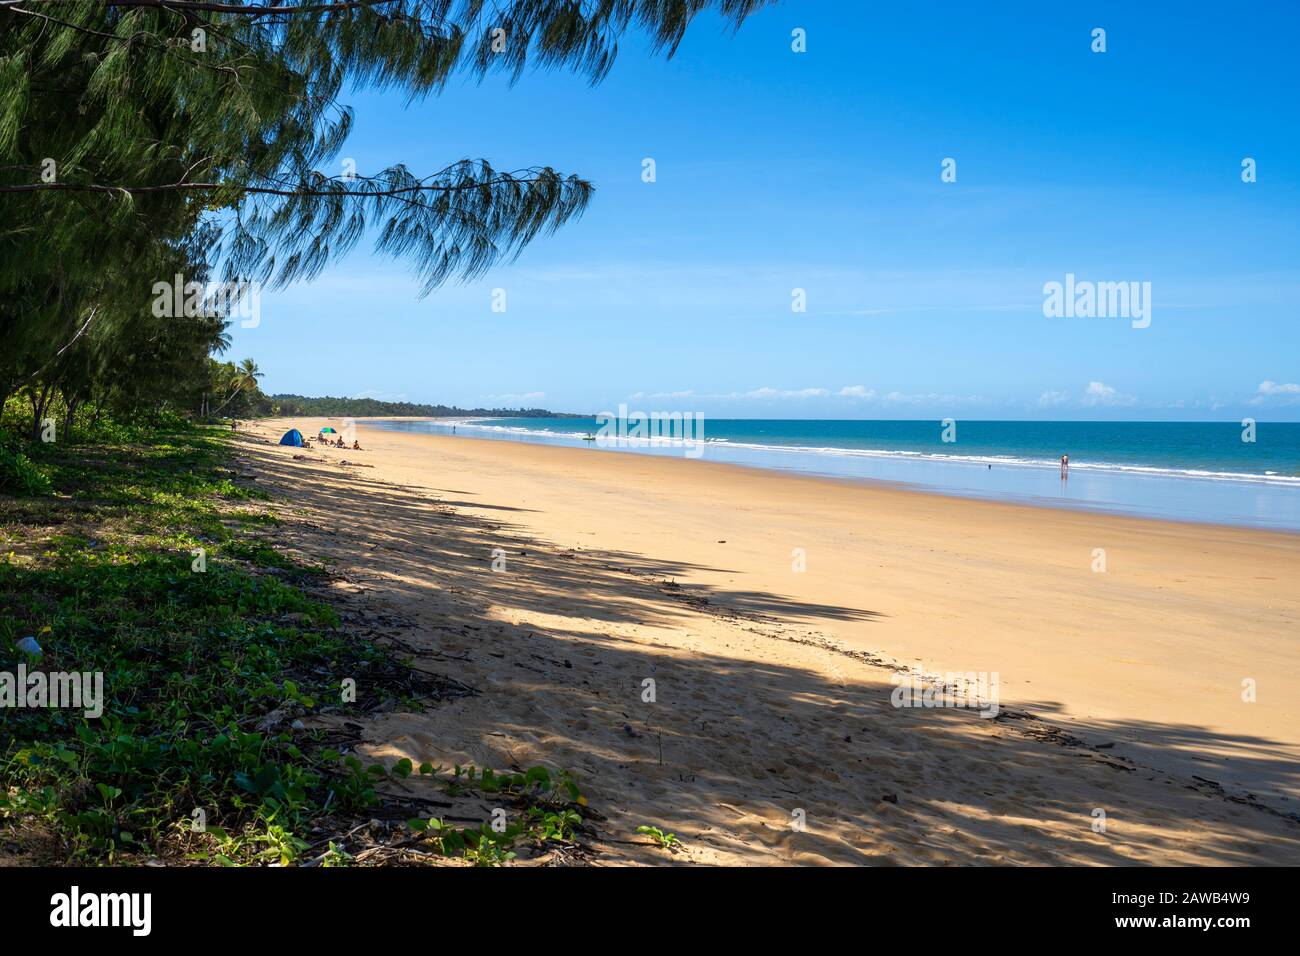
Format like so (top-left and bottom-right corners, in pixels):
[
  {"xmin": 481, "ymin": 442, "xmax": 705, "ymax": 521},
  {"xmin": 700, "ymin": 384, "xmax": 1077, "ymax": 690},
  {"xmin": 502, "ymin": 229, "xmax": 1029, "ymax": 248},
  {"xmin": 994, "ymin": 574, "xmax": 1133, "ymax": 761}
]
[
  {"xmin": 0, "ymin": 174, "xmax": 565, "ymax": 196},
  {"xmin": 1, "ymin": 1, "xmax": 406, "ymax": 14}
]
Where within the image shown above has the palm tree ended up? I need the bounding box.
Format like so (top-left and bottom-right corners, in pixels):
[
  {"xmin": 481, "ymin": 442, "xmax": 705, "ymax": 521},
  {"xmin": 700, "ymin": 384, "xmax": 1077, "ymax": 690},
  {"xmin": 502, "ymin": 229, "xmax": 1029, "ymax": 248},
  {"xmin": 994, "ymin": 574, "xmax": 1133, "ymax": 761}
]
[{"xmin": 211, "ymin": 359, "xmax": 263, "ymax": 418}]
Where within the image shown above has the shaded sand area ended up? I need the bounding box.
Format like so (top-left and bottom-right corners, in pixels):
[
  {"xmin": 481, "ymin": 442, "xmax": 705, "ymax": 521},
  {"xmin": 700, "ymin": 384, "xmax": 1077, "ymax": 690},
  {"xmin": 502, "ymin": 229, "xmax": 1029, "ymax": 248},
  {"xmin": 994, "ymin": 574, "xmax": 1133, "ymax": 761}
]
[{"xmin": 237, "ymin": 418, "xmax": 1300, "ymax": 864}]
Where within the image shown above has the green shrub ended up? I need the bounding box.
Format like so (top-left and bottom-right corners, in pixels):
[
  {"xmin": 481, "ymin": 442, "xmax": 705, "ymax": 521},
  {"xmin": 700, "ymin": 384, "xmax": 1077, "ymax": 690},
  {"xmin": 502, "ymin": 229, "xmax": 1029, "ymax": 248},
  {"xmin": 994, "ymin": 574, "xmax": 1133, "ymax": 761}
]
[{"xmin": 0, "ymin": 444, "xmax": 53, "ymax": 497}]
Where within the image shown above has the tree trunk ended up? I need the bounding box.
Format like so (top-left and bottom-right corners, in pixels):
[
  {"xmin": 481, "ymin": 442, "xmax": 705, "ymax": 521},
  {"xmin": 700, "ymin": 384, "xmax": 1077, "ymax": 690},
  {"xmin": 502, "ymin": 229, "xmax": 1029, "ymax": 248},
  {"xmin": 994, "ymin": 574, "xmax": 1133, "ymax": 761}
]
[
  {"xmin": 30, "ymin": 382, "xmax": 54, "ymax": 442},
  {"xmin": 211, "ymin": 382, "xmax": 247, "ymax": 417},
  {"xmin": 64, "ymin": 395, "xmax": 81, "ymax": 443}
]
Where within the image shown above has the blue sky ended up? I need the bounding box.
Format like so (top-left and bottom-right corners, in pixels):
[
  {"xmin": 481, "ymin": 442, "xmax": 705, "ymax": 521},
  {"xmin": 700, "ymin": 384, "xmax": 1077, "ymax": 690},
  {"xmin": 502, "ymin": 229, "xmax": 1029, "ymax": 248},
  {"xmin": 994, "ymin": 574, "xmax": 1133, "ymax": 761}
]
[{"xmin": 227, "ymin": 0, "xmax": 1300, "ymax": 420}]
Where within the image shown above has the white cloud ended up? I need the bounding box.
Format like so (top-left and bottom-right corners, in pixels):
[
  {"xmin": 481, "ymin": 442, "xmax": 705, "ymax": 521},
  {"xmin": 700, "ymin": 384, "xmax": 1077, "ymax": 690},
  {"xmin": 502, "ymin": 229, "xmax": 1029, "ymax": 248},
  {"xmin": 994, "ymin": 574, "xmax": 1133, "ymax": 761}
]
[
  {"xmin": 837, "ymin": 385, "xmax": 876, "ymax": 398},
  {"xmin": 1037, "ymin": 390, "xmax": 1071, "ymax": 407},
  {"xmin": 1257, "ymin": 380, "xmax": 1300, "ymax": 395},
  {"xmin": 735, "ymin": 386, "xmax": 831, "ymax": 399},
  {"xmin": 877, "ymin": 389, "xmax": 986, "ymax": 406},
  {"xmin": 1082, "ymin": 381, "xmax": 1136, "ymax": 407},
  {"xmin": 1248, "ymin": 380, "xmax": 1300, "ymax": 406}
]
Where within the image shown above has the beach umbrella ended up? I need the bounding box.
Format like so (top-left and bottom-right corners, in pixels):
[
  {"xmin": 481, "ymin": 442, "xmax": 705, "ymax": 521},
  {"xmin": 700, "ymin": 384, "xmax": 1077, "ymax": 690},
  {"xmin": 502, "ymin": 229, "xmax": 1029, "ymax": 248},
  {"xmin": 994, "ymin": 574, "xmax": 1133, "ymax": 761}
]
[{"xmin": 320, "ymin": 427, "xmax": 337, "ymax": 434}]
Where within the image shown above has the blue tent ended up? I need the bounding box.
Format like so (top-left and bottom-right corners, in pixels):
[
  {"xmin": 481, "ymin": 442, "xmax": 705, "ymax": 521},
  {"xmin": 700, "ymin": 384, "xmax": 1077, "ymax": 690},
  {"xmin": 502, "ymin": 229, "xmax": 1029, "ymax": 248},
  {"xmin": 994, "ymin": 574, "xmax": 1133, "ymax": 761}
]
[{"xmin": 279, "ymin": 429, "xmax": 304, "ymax": 447}]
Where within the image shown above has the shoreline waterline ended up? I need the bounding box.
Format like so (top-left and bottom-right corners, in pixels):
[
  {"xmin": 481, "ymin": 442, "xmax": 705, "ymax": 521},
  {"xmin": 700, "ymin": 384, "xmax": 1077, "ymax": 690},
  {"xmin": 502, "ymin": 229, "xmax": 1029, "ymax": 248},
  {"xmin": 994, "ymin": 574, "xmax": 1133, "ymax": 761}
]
[{"xmin": 359, "ymin": 417, "xmax": 1300, "ymax": 532}]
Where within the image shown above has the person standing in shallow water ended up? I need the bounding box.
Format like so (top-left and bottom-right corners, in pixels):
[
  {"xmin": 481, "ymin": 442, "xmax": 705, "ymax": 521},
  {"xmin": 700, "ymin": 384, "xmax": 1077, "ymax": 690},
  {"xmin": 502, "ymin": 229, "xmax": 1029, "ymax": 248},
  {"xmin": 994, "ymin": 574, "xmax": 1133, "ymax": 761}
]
[{"xmin": 1060, "ymin": 454, "xmax": 1069, "ymax": 479}]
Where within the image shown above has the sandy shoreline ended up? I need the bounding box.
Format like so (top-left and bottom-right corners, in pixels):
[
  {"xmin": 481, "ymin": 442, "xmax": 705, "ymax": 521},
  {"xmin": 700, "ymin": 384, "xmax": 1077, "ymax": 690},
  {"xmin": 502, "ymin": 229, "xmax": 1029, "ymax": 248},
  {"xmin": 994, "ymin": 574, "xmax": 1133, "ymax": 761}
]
[{"xmin": 236, "ymin": 417, "xmax": 1300, "ymax": 864}]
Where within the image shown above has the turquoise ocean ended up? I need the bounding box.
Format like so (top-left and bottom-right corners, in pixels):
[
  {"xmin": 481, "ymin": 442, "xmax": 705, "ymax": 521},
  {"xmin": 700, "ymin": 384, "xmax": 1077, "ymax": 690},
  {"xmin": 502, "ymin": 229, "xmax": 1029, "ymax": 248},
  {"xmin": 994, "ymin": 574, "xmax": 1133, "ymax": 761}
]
[{"xmin": 365, "ymin": 418, "xmax": 1300, "ymax": 531}]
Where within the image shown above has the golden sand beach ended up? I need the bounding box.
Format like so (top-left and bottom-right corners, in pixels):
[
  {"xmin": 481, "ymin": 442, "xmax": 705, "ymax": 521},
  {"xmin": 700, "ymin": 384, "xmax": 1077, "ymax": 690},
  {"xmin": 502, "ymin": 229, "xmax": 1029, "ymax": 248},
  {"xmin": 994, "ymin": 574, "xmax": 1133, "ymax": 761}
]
[{"xmin": 238, "ymin": 418, "xmax": 1300, "ymax": 865}]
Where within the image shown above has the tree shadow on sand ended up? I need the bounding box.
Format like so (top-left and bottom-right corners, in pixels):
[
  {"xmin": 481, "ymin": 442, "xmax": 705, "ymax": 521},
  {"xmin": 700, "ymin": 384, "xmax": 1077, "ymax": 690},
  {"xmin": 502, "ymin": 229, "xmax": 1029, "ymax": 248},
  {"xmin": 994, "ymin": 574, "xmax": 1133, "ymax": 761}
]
[
  {"xmin": 247, "ymin": 448, "xmax": 882, "ymax": 628},
  {"xmin": 235, "ymin": 435, "xmax": 1300, "ymax": 866}
]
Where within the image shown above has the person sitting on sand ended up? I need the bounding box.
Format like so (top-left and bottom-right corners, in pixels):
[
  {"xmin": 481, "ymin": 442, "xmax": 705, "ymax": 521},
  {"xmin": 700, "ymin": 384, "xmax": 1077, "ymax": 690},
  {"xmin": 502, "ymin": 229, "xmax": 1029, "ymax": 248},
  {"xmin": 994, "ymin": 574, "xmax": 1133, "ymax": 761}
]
[{"xmin": 352, "ymin": 440, "xmax": 362, "ymax": 451}]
